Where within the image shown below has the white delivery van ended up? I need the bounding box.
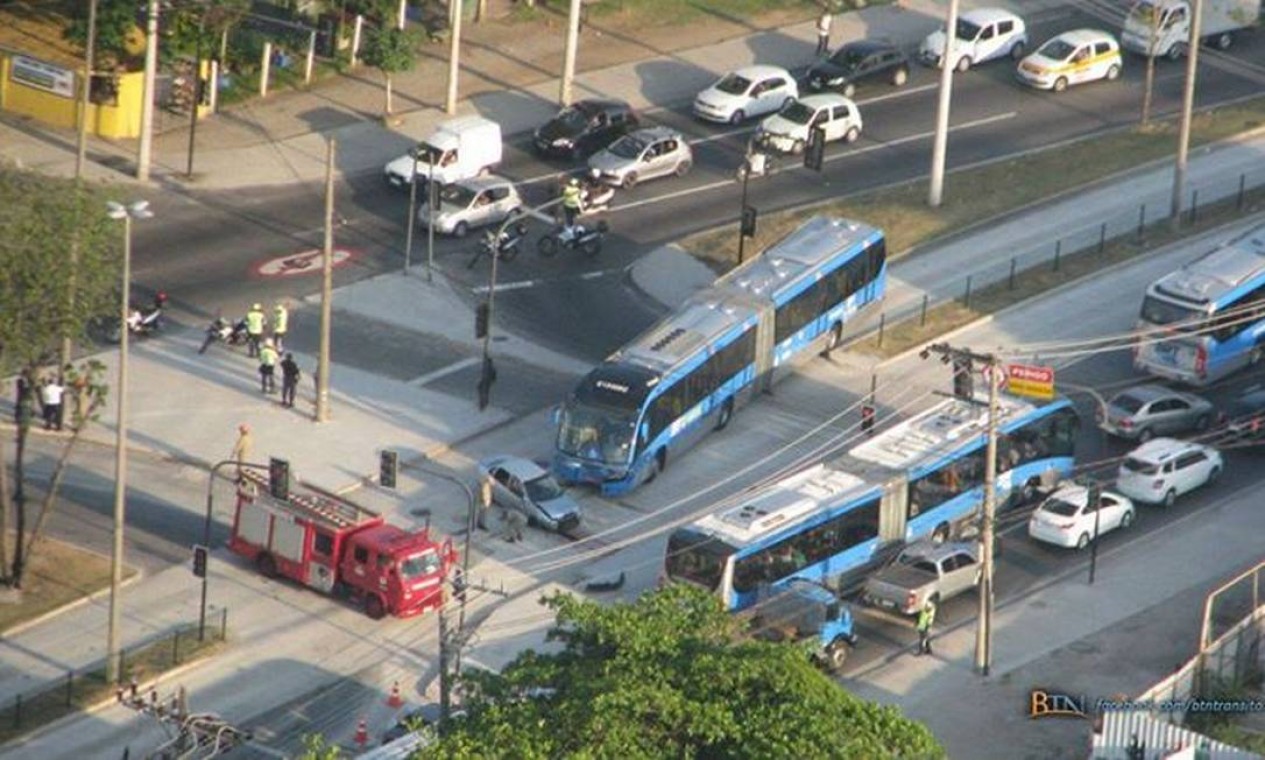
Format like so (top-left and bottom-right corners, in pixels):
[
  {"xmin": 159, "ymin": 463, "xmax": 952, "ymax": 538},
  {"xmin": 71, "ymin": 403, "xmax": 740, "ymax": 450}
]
[
  {"xmin": 1122, "ymin": 0, "xmax": 1259, "ymax": 57},
  {"xmin": 384, "ymin": 116, "xmax": 503, "ymax": 189}
]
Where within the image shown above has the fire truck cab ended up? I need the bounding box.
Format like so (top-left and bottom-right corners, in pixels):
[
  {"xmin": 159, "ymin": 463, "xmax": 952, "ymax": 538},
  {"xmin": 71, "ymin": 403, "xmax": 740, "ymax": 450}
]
[{"xmin": 230, "ymin": 470, "xmax": 455, "ymax": 620}]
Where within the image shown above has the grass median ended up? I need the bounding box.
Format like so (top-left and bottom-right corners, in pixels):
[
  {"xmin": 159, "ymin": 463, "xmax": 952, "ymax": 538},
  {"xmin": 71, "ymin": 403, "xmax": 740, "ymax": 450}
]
[
  {"xmin": 0, "ymin": 534, "xmax": 123, "ymax": 633},
  {"xmin": 682, "ymin": 98, "xmax": 1265, "ymax": 265}
]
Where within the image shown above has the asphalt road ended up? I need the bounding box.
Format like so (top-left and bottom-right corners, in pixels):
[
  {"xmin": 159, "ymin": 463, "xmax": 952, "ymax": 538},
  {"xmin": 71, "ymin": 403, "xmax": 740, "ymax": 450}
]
[{"xmin": 128, "ymin": 5, "xmax": 1265, "ymax": 368}]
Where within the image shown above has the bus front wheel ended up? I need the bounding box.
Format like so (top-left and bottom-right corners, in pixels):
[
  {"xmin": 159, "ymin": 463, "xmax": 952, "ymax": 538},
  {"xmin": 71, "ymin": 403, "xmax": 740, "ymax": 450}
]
[
  {"xmin": 648, "ymin": 450, "xmax": 667, "ymax": 483},
  {"xmin": 821, "ymin": 323, "xmax": 843, "ymax": 358},
  {"xmin": 715, "ymin": 399, "xmax": 734, "ymax": 431}
]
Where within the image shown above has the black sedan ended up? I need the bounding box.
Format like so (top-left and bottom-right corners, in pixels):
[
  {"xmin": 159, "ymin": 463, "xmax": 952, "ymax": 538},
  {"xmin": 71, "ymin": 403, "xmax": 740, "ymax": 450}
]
[
  {"xmin": 533, "ymin": 98, "xmax": 639, "ymax": 159},
  {"xmin": 806, "ymin": 40, "xmax": 910, "ymax": 98}
]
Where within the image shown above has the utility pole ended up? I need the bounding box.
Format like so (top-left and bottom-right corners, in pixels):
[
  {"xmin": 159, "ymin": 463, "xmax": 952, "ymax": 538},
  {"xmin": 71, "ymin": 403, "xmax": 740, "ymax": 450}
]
[
  {"xmin": 445, "ymin": 0, "xmax": 463, "ymax": 114},
  {"xmin": 1171, "ymin": 0, "xmax": 1204, "ymax": 228},
  {"xmin": 186, "ymin": 11, "xmax": 206, "ymax": 180},
  {"xmin": 426, "ymin": 163, "xmax": 436, "ymax": 283},
  {"xmin": 316, "ymin": 140, "xmax": 335, "ymax": 422},
  {"xmin": 136, "ymin": 0, "xmax": 160, "ymax": 182},
  {"xmin": 436, "ymin": 574, "xmax": 507, "ymax": 731},
  {"xmin": 559, "ymin": 0, "xmax": 582, "ymax": 106},
  {"xmin": 1140, "ymin": 8, "xmax": 1160, "ymax": 125},
  {"xmin": 927, "ymin": 0, "xmax": 960, "ymax": 208},
  {"xmin": 921, "ymin": 342, "xmax": 999, "ymax": 676},
  {"xmin": 404, "ymin": 152, "xmax": 419, "ymax": 274},
  {"xmin": 75, "ymin": 0, "xmax": 97, "ymax": 180}
]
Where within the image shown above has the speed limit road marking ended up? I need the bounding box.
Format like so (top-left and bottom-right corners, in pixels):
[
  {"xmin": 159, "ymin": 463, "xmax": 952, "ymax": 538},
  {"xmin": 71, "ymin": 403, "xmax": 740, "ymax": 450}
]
[{"xmin": 255, "ymin": 248, "xmax": 356, "ymax": 278}]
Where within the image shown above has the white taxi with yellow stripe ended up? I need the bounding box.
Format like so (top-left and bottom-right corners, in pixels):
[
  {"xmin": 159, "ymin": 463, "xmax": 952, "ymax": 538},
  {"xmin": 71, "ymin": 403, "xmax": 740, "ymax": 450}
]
[{"xmin": 1017, "ymin": 29, "xmax": 1122, "ymax": 92}]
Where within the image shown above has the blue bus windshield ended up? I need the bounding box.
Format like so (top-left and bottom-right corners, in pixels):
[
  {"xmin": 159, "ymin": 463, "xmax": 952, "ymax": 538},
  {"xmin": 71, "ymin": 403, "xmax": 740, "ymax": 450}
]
[{"xmin": 557, "ymin": 401, "xmax": 637, "ymax": 466}]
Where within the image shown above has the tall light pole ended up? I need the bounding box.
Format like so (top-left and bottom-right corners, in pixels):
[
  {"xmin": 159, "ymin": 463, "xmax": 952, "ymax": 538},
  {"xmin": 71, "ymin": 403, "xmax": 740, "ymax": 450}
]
[
  {"xmin": 104, "ymin": 200, "xmax": 153, "ymax": 684},
  {"xmin": 928, "ymin": 0, "xmax": 961, "ymax": 208},
  {"xmin": 559, "ymin": 0, "xmax": 582, "ymax": 106},
  {"xmin": 136, "ymin": 0, "xmax": 160, "ymax": 182},
  {"xmin": 1171, "ymin": 0, "xmax": 1205, "ymax": 228},
  {"xmin": 75, "ymin": 0, "xmax": 98, "ymax": 180},
  {"xmin": 316, "ymin": 140, "xmax": 335, "ymax": 422},
  {"xmin": 445, "ymin": 0, "xmax": 463, "ymax": 114}
]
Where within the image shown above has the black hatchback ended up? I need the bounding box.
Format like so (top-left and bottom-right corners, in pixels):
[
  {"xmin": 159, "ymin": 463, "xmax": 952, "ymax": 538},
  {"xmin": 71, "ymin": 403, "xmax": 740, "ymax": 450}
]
[
  {"xmin": 806, "ymin": 40, "xmax": 910, "ymax": 98},
  {"xmin": 533, "ymin": 99, "xmax": 639, "ymax": 159}
]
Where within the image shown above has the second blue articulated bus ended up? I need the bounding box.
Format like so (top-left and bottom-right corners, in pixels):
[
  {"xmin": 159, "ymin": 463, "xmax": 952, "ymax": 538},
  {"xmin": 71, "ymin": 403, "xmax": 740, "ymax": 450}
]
[
  {"xmin": 665, "ymin": 393, "xmax": 1080, "ymax": 613},
  {"xmin": 552, "ymin": 216, "xmax": 887, "ymax": 496}
]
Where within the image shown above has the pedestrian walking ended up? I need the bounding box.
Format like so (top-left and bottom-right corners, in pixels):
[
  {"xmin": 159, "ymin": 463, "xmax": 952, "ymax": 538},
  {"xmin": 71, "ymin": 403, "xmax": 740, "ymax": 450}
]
[
  {"xmin": 478, "ymin": 474, "xmax": 494, "ymax": 531},
  {"xmin": 245, "ymin": 303, "xmax": 266, "ymax": 358},
  {"xmin": 259, "ymin": 339, "xmax": 279, "ymax": 394},
  {"xmin": 915, "ymin": 600, "xmax": 936, "ymax": 656},
  {"xmin": 815, "ymin": 9, "xmax": 833, "ymax": 57},
  {"xmin": 499, "ymin": 507, "xmax": 526, "ymax": 543},
  {"xmin": 280, "ymin": 353, "xmax": 300, "ymax": 408},
  {"xmin": 40, "ymin": 376, "xmax": 64, "ymax": 431},
  {"xmin": 272, "ymin": 302, "xmax": 289, "ymax": 353},
  {"xmin": 230, "ymin": 423, "xmax": 252, "ymax": 480}
]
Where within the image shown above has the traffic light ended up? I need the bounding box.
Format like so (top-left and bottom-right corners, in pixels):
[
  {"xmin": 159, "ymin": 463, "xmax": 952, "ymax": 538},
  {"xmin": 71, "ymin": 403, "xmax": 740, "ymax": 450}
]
[
  {"xmin": 475, "ymin": 302, "xmax": 490, "ymax": 340},
  {"xmin": 477, "ymin": 356, "xmax": 497, "ymax": 411},
  {"xmin": 741, "ymin": 205, "xmax": 758, "ymax": 238},
  {"xmin": 380, "ymin": 450, "xmax": 398, "ymax": 489},
  {"xmin": 192, "ymin": 544, "xmax": 208, "ymax": 579},
  {"xmin": 952, "ymin": 357, "xmax": 974, "ymax": 401},
  {"xmin": 804, "ymin": 126, "xmax": 825, "ymax": 172},
  {"xmin": 269, "ymin": 457, "xmax": 290, "ymax": 500}
]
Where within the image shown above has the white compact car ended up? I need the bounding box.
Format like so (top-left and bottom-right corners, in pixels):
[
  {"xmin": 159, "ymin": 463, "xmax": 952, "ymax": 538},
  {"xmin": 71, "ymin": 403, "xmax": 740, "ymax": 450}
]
[
  {"xmin": 757, "ymin": 94, "xmax": 862, "ymax": 154},
  {"xmin": 417, "ymin": 175, "xmax": 521, "ymax": 238},
  {"xmin": 1115, "ymin": 438, "xmax": 1223, "ymax": 507},
  {"xmin": 693, "ymin": 65, "xmax": 799, "ymax": 124},
  {"xmin": 1028, "ymin": 485, "xmax": 1136, "ymax": 549},
  {"xmin": 920, "ymin": 7, "xmax": 1028, "ymax": 72},
  {"xmin": 1017, "ymin": 29, "xmax": 1122, "ymax": 91}
]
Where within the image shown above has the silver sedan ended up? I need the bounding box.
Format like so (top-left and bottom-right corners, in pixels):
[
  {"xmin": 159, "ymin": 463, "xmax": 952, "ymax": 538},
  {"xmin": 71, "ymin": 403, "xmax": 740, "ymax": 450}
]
[
  {"xmin": 587, "ymin": 126, "xmax": 693, "ymax": 189},
  {"xmin": 1098, "ymin": 384, "xmax": 1215, "ymax": 441},
  {"xmin": 476, "ymin": 455, "xmax": 582, "ymax": 533}
]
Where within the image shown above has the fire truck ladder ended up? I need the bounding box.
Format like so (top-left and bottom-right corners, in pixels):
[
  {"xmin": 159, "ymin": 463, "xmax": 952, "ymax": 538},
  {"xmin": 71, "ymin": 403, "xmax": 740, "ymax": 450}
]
[{"xmin": 240, "ymin": 470, "xmax": 375, "ymax": 529}]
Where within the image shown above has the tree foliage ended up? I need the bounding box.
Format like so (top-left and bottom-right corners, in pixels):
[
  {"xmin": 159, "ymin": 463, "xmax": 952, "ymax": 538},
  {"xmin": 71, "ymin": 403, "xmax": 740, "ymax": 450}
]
[
  {"xmin": 360, "ymin": 25, "xmax": 418, "ymax": 115},
  {"xmin": 417, "ymin": 584, "xmax": 944, "ymax": 760},
  {"xmin": 64, "ymin": 0, "xmax": 142, "ymax": 71}
]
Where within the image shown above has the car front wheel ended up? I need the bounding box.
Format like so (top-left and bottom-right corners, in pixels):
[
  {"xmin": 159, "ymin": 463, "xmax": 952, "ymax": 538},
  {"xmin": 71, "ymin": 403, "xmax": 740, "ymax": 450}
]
[
  {"xmin": 1105, "ymin": 64, "xmax": 1120, "ymax": 81},
  {"xmin": 1162, "ymin": 489, "xmax": 1177, "ymax": 508},
  {"xmin": 729, "ymin": 109, "xmax": 746, "ymax": 125},
  {"xmin": 1120, "ymin": 509, "xmax": 1136, "ymax": 528},
  {"xmin": 892, "ymin": 67, "xmax": 908, "ymax": 86},
  {"xmin": 955, "ymin": 56, "xmax": 972, "ymax": 73}
]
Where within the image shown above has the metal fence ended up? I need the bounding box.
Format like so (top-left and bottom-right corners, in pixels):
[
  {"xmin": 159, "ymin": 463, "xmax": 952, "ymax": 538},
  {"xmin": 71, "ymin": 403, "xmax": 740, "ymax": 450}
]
[{"xmin": 0, "ymin": 609, "xmax": 228, "ymax": 739}]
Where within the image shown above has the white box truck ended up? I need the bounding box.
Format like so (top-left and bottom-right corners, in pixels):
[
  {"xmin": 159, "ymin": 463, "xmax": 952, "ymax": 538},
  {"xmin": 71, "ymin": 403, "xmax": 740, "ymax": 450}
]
[
  {"xmin": 1122, "ymin": 0, "xmax": 1260, "ymax": 58},
  {"xmin": 384, "ymin": 115, "xmax": 503, "ymax": 189}
]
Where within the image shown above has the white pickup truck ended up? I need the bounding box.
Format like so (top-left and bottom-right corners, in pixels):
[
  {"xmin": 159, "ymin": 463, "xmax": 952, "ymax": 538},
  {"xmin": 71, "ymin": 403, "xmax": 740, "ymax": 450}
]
[{"xmin": 862, "ymin": 541, "xmax": 981, "ymax": 616}]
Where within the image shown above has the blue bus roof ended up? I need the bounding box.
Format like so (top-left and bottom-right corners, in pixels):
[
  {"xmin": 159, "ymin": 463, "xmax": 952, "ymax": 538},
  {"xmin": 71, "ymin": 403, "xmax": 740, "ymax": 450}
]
[
  {"xmin": 715, "ymin": 216, "xmax": 882, "ymax": 302},
  {"xmin": 616, "ymin": 291, "xmax": 758, "ymax": 374},
  {"xmin": 693, "ymin": 464, "xmax": 875, "ymax": 548},
  {"xmin": 1150, "ymin": 222, "xmax": 1265, "ymax": 308}
]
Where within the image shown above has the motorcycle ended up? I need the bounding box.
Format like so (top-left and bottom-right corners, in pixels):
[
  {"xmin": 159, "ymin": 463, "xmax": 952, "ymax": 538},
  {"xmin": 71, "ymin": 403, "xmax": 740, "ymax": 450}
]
[
  {"xmin": 538, "ymin": 220, "xmax": 609, "ymax": 258},
  {"xmin": 578, "ymin": 173, "xmax": 616, "ymax": 215},
  {"xmin": 198, "ymin": 314, "xmax": 250, "ymax": 354},
  {"xmin": 103, "ymin": 292, "xmax": 167, "ymax": 343},
  {"xmin": 468, "ymin": 222, "xmax": 529, "ymax": 269}
]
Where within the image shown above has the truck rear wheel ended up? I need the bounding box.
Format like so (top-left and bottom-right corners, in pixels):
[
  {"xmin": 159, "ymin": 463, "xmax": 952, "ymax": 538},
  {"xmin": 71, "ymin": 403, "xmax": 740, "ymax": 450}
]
[
  {"xmin": 827, "ymin": 639, "xmax": 851, "ymax": 671},
  {"xmin": 364, "ymin": 594, "xmax": 386, "ymax": 620},
  {"xmin": 256, "ymin": 553, "xmax": 277, "ymax": 579}
]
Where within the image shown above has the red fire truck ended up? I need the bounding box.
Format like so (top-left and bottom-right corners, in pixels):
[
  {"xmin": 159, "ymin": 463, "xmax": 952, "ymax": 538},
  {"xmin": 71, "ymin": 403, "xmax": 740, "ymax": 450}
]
[{"xmin": 229, "ymin": 470, "xmax": 457, "ymax": 619}]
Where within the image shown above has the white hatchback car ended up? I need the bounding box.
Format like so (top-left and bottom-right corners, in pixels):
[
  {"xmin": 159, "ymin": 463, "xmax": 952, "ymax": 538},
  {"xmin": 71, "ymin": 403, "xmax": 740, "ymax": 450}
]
[
  {"xmin": 757, "ymin": 94, "xmax": 862, "ymax": 154},
  {"xmin": 920, "ymin": 8, "xmax": 1028, "ymax": 72},
  {"xmin": 1028, "ymin": 485, "xmax": 1136, "ymax": 549},
  {"xmin": 693, "ymin": 65, "xmax": 799, "ymax": 124},
  {"xmin": 1017, "ymin": 29, "xmax": 1122, "ymax": 92},
  {"xmin": 1115, "ymin": 438, "xmax": 1223, "ymax": 508}
]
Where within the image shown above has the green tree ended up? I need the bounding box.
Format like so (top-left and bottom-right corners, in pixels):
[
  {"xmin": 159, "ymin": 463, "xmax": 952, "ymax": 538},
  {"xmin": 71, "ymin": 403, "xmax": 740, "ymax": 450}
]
[
  {"xmin": 416, "ymin": 585, "xmax": 944, "ymax": 759},
  {"xmin": 64, "ymin": 0, "xmax": 142, "ymax": 71},
  {"xmin": 0, "ymin": 169, "xmax": 120, "ymax": 586},
  {"xmin": 359, "ymin": 25, "xmax": 417, "ymax": 116}
]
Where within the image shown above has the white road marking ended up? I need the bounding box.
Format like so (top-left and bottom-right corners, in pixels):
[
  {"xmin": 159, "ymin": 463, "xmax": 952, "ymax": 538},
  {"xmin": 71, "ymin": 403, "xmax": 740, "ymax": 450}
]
[
  {"xmin": 407, "ymin": 356, "xmax": 481, "ymax": 387},
  {"xmin": 472, "ymin": 266, "xmax": 626, "ymax": 294},
  {"xmin": 611, "ymin": 111, "xmax": 1019, "ymax": 213}
]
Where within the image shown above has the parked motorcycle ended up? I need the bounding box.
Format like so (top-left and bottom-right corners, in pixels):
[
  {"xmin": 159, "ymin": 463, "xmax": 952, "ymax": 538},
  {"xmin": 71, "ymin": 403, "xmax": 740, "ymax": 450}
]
[
  {"xmin": 538, "ymin": 220, "xmax": 609, "ymax": 258},
  {"xmin": 468, "ymin": 222, "xmax": 529, "ymax": 269},
  {"xmin": 198, "ymin": 314, "xmax": 250, "ymax": 354},
  {"xmin": 103, "ymin": 292, "xmax": 167, "ymax": 343},
  {"xmin": 579, "ymin": 170, "xmax": 615, "ymax": 215}
]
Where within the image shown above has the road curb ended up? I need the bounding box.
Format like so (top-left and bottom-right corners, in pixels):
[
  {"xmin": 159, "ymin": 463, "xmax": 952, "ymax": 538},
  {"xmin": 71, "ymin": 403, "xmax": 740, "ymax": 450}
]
[{"xmin": 1, "ymin": 563, "xmax": 143, "ymax": 639}]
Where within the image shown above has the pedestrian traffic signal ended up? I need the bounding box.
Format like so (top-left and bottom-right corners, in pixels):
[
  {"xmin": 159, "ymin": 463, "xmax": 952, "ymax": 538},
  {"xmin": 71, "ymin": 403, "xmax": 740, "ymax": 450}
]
[
  {"xmin": 192, "ymin": 544, "xmax": 208, "ymax": 578},
  {"xmin": 952, "ymin": 358, "xmax": 974, "ymax": 401},
  {"xmin": 380, "ymin": 450, "xmax": 398, "ymax": 489},
  {"xmin": 269, "ymin": 457, "xmax": 290, "ymax": 500},
  {"xmin": 741, "ymin": 205, "xmax": 758, "ymax": 238},
  {"xmin": 477, "ymin": 356, "xmax": 497, "ymax": 411},
  {"xmin": 475, "ymin": 302, "xmax": 490, "ymax": 340},
  {"xmin": 804, "ymin": 126, "xmax": 826, "ymax": 172}
]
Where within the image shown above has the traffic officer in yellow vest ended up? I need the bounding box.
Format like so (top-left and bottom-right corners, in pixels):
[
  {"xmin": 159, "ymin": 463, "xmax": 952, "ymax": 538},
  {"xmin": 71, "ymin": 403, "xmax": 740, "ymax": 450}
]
[
  {"xmin": 245, "ymin": 303, "xmax": 267, "ymax": 358},
  {"xmin": 915, "ymin": 600, "xmax": 936, "ymax": 656},
  {"xmin": 272, "ymin": 302, "xmax": 289, "ymax": 352},
  {"xmin": 561, "ymin": 177, "xmax": 583, "ymax": 233},
  {"xmin": 259, "ymin": 339, "xmax": 279, "ymax": 395}
]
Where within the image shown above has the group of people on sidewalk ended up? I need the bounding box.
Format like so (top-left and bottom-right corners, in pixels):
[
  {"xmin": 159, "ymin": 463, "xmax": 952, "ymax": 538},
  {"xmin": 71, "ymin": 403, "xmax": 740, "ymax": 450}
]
[{"xmin": 242, "ymin": 302, "xmax": 302, "ymax": 408}]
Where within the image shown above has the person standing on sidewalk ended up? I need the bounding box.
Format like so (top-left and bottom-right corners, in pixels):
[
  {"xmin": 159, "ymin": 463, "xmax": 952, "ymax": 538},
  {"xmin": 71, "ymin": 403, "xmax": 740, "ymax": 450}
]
[
  {"xmin": 259, "ymin": 339, "xmax": 279, "ymax": 394},
  {"xmin": 245, "ymin": 303, "xmax": 266, "ymax": 358},
  {"xmin": 41, "ymin": 376, "xmax": 64, "ymax": 431},
  {"xmin": 478, "ymin": 474, "xmax": 494, "ymax": 531},
  {"xmin": 915, "ymin": 600, "xmax": 936, "ymax": 656},
  {"xmin": 280, "ymin": 352, "xmax": 300, "ymax": 408},
  {"xmin": 815, "ymin": 9, "xmax": 833, "ymax": 57},
  {"xmin": 272, "ymin": 301, "xmax": 289, "ymax": 353},
  {"xmin": 230, "ymin": 423, "xmax": 252, "ymax": 480}
]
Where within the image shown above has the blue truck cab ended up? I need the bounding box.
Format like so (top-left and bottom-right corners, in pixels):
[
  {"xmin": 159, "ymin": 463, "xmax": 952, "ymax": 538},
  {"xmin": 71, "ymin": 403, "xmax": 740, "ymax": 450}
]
[{"xmin": 746, "ymin": 579, "xmax": 857, "ymax": 672}]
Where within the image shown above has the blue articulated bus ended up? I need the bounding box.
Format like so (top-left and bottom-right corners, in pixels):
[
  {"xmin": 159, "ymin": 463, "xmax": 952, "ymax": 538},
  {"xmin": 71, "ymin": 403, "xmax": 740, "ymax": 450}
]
[
  {"xmin": 553, "ymin": 216, "xmax": 888, "ymax": 496},
  {"xmin": 666, "ymin": 393, "xmax": 1080, "ymax": 612}
]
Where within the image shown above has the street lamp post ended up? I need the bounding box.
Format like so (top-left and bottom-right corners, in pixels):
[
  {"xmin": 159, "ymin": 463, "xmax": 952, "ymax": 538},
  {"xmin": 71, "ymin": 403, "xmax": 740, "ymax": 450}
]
[
  {"xmin": 200, "ymin": 460, "xmax": 269, "ymax": 641},
  {"xmin": 104, "ymin": 200, "xmax": 153, "ymax": 684},
  {"xmin": 404, "ymin": 151, "xmax": 420, "ymax": 274}
]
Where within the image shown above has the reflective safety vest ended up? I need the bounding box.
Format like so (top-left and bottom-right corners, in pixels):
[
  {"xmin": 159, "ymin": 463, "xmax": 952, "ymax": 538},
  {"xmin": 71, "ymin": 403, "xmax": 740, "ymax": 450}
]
[
  {"xmin": 245, "ymin": 308, "xmax": 265, "ymax": 335},
  {"xmin": 273, "ymin": 305, "xmax": 288, "ymax": 334},
  {"xmin": 916, "ymin": 604, "xmax": 936, "ymax": 632},
  {"xmin": 562, "ymin": 184, "xmax": 583, "ymax": 210},
  {"xmin": 260, "ymin": 345, "xmax": 279, "ymax": 367}
]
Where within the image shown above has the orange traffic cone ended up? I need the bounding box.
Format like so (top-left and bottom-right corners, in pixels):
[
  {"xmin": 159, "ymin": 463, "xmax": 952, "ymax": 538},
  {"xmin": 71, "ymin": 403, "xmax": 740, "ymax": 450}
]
[
  {"xmin": 387, "ymin": 681, "xmax": 403, "ymax": 708},
  {"xmin": 354, "ymin": 717, "xmax": 368, "ymax": 747}
]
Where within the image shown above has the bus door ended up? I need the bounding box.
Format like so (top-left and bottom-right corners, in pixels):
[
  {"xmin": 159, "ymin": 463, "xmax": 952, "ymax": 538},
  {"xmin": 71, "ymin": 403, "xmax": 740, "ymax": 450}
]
[
  {"xmin": 877, "ymin": 477, "xmax": 908, "ymax": 544},
  {"xmin": 753, "ymin": 301, "xmax": 776, "ymax": 392}
]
